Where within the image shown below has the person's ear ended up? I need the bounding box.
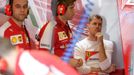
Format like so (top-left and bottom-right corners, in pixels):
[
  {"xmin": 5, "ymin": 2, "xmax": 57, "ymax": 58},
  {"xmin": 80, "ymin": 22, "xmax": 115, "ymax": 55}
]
[
  {"xmin": 5, "ymin": 4, "xmax": 12, "ymax": 16},
  {"xmin": 25, "ymin": 8, "xmax": 29, "ymax": 19}
]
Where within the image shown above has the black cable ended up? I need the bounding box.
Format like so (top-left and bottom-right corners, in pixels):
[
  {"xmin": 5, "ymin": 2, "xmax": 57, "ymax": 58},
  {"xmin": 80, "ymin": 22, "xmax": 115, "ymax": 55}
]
[{"xmin": 23, "ymin": 25, "xmax": 31, "ymax": 47}]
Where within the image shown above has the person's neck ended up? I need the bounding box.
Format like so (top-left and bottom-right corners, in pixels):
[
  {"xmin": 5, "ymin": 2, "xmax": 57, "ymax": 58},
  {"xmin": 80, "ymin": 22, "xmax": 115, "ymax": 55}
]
[
  {"xmin": 87, "ymin": 33, "xmax": 97, "ymax": 41},
  {"xmin": 11, "ymin": 17, "xmax": 23, "ymax": 28},
  {"xmin": 58, "ymin": 16, "xmax": 67, "ymax": 24}
]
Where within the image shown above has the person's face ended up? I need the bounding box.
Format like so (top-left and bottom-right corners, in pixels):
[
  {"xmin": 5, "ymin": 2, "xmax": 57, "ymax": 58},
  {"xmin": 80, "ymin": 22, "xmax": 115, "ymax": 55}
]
[
  {"xmin": 12, "ymin": 0, "xmax": 28, "ymax": 22},
  {"xmin": 87, "ymin": 17, "xmax": 102, "ymax": 36},
  {"xmin": 64, "ymin": 4, "xmax": 75, "ymax": 20}
]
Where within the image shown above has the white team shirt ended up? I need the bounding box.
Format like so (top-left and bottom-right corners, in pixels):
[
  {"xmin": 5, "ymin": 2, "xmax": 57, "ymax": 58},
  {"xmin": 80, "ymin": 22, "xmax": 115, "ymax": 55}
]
[{"xmin": 73, "ymin": 38, "xmax": 113, "ymax": 74}]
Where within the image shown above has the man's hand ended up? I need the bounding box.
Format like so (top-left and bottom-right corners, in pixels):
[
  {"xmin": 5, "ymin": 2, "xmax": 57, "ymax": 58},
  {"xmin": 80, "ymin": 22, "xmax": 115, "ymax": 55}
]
[
  {"xmin": 95, "ymin": 32, "xmax": 103, "ymax": 42},
  {"xmin": 69, "ymin": 58, "xmax": 83, "ymax": 67}
]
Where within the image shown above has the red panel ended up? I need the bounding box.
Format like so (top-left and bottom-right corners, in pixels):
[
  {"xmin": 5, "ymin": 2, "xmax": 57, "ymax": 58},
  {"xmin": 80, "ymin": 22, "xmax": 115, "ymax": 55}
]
[{"xmin": 117, "ymin": 0, "xmax": 134, "ymax": 75}]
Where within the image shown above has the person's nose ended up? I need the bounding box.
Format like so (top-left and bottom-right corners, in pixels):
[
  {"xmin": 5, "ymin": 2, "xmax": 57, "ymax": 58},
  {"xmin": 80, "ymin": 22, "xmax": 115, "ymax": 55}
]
[
  {"xmin": 20, "ymin": 7, "xmax": 25, "ymax": 12},
  {"xmin": 96, "ymin": 24, "xmax": 99, "ymax": 28}
]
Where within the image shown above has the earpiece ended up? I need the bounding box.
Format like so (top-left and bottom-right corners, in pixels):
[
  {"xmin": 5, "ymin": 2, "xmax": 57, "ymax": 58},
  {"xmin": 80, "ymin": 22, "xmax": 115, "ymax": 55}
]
[
  {"xmin": 57, "ymin": 4, "xmax": 66, "ymax": 15},
  {"xmin": 5, "ymin": 0, "xmax": 13, "ymax": 16},
  {"xmin": 5, "ymin": 4, "xmax": 12, "ymax": 16}
]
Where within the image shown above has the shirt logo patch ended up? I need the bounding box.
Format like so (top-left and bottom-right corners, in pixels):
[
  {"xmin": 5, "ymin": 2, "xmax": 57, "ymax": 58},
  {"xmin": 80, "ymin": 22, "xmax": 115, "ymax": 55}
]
[
  {"xmin": 58, "ymin": 31, "xmax": 68, "ymax": 40},
  {"xmin": 85, "ymin": 51, "xmax": 99, "ymax": 61},
  {"xmin": 11, "ymin": 37, "xmax": 17, "ymax": 44},
  {"xmin": 10, "ymin": 34, "xmax": 23, "ymax": 45}
]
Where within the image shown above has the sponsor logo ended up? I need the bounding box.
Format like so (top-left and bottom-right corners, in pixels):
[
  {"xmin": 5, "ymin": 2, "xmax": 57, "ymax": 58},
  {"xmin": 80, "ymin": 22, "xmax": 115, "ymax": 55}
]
[
  {"xmin": 10, "ymin": 34, "xmax": 23, "ymax": 45},
  {"xmin": 58, "ymin": 31, "xmax": 68, "ymax": 40},
  {"xmin": 85, "ymin": 51, "xmax": 99, "ymax": 61},
  {"xmin": 41, "ymin": 43, "xmax": 50, "ymax": 47}
]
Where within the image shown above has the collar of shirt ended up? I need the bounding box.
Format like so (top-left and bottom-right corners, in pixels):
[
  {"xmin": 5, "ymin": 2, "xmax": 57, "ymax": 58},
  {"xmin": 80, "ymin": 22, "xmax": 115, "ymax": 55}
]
[
  {"xmin": 9, "ymin": 18, "xmax": 24, "ymax": 31},
  {"xmin": 55, "ymin": 17, "xmax": 68, "ymax": 28}
]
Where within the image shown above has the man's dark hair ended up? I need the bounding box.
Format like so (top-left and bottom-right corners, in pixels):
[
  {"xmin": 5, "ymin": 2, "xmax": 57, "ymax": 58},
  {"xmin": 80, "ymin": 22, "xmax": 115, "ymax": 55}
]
[
  {"xmin": 8, "ymin": 0, "xmax": 13, "ymax": 14},
  {"xmin": 51, "ymin": 0, "xmax": 76, "ymax": 16},
  {"xmin": 9, "ymin": 0, "xmax": 13, "ymax": 6}
]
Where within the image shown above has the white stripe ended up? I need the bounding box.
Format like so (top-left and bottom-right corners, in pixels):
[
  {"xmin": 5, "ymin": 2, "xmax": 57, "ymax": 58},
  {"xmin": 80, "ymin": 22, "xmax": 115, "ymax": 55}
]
[
  {"xmin": 19, "ymin": 51, "xmax": 49, "ymax": 75},
  {"xmin": 40, "ymin": 20, "xmax": 56, "ymax": 51},
  {"xmin": 0, "ymin": 21, "xmax": 11, "ymax": 37},
  {"xmin": 50, "ymin": 65, "xmax": 65, "ymax": 75}
]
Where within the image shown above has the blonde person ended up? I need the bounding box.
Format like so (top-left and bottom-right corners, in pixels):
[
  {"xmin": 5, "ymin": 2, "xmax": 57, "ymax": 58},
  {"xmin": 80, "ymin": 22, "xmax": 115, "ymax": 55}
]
[{"xmin": 74, "ymin": 15, "xmax": 115, "ymax": 75}]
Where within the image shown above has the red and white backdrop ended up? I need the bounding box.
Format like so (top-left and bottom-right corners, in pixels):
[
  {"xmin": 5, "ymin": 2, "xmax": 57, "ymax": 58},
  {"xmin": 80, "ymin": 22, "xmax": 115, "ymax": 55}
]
[{"xmin": 117, "ymin": 0, "xmax": 134, "ymax": 75}]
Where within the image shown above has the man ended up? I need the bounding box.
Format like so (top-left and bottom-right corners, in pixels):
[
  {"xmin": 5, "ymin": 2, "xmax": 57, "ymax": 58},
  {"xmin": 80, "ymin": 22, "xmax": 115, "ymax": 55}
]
[
  {"xmin": 0, "ymin": 37, "xmax": 79, "ymax": 75},
  {"xmin": 73, "ymin": 15, "xmax": 115, "ymax": 75},
  {"xmin": 38, "ymin": 0, "xmax": 83, "ymax": 67},
  {"xmin": 0, "ymin": 0, "xmax": 34, "ymax": 49}
]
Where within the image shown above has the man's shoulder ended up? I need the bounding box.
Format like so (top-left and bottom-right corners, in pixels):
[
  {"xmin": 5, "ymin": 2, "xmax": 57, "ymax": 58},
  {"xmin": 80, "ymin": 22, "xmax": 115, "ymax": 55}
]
[
  {"xmin": 0, "ymin": 19, "xmax": 11, "ymax": 28},
  {"xmin": 103, "ymin": 39, "xmax": 113, "ymax": 45},
  {"xmin": 49, "ymin": 20, "xmax": 57, "ymax": 25},
  {"xmin": 103, "ymin": 39, "xmax": 114, "ymax": 50},
  {"xmin": 76, "ymin": 38, "xmax": 88, "ymax": 46},
  {"xmin": 38, "ymin": 20, "xmax": 57, "ymax": 38},
  {"xmin": 0, "ymin": 20, "xmax": 11, "ymax": 37},
  {"xmin": 41, "ymin": 20, "xmax": 57, "ymax": 28}
]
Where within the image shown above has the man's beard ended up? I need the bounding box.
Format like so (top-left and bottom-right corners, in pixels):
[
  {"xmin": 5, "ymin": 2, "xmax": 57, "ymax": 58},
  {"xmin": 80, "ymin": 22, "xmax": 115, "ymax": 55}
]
[{"xmin": 12, "ymin": 14, "xmax": 26, "ymax": 22}]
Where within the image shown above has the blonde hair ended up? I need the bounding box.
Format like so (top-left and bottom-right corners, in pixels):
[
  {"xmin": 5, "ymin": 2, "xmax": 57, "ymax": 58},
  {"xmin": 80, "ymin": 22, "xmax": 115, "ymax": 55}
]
[{"xmin": 89, "ymin": 15, "xmax": 103, "ymax": 22}]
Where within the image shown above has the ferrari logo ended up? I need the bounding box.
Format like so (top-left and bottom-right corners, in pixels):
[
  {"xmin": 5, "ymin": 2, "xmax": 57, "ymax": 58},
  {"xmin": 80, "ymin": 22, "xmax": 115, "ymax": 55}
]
[
  {"xmin": 87, "ymin": 52, "xmax": 90, "ymax": 56},
  {"xmin": 85, "ymin": 51, "xmax": 99, "ymax": 61},
  {"xmin": 85, "ymin": 51, "xmax": 90, "ymax": 61}
]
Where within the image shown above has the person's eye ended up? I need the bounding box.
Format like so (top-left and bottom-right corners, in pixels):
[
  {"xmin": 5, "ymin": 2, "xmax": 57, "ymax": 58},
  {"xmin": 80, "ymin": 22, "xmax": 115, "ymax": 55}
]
[
  {"xmin": 93, "ymin": 23, "xmax": 97, "ymax": 25},
  {"xmin": 15, "ymin": 4, "xmax": 21, "ymax": 9},
  {"xmin": 23, "ymin": 5, "xmax": 28, "ymax": 9}
]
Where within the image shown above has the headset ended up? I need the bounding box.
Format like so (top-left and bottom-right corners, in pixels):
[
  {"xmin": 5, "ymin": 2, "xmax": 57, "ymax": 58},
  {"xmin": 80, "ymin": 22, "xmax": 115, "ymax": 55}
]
[
  {"xmin": 57, "ymin": 3, "xmax": 66, "ymax": 15},
  {"xmin": 5, "ymin": 0, "xmax": 29, "ymax": 16},
  {"xmin": 51, "ymin": 0, "xmax": 67, "ymax": 16},
  {"xmin": 4, "ymin": 0, "xmax": 13, "ymax": 16}
]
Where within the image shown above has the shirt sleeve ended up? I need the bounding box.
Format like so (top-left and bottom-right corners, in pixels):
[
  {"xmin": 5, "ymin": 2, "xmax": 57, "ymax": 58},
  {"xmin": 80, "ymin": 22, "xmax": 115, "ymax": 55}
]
[
  {"xmin": 99, "ymin": 40, "xmax": 114, "ymax": 71},
  {"xmin": 39, "ymin": 20, "xmax": 56, "ymax": 52},
  {"xmin": 73, "ymin": 42, "xmax": 91, "ymax": 74}
]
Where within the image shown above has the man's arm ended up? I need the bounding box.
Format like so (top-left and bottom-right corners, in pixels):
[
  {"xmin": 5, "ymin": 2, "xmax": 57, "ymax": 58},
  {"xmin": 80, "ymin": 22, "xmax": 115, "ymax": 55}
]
[
  {"xmin": 96, "ymin": 32, "xmax": 112, "ymax": 71},
  {"xmin": 90, "ymin": 64, "xmax": 116, "ymax": 73},
  {"xmin": 95, "ymin": 32, "xmax": 107, "ymax": 62}
]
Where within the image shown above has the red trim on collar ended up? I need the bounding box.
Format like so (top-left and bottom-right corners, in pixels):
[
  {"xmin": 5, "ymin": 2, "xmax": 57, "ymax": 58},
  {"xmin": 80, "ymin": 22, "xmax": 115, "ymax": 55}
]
[
  {"xmin": 8, "ymin": 18, "xmax": 23, "ymax": 31},
  {"xmin": 55, "ymin": 17, "xmax": 68, "ymax": 27}
]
